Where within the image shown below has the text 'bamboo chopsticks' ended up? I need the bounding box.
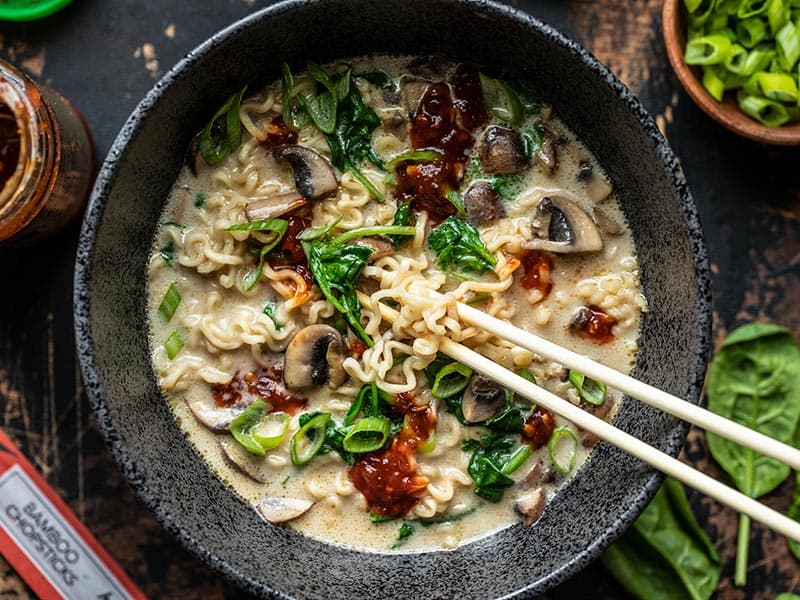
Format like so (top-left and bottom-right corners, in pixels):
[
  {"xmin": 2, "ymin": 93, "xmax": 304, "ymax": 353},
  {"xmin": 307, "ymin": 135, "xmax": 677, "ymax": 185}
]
[{"xmin": 358, "ymin": 292, "xmax": 800, "ymax": 544}]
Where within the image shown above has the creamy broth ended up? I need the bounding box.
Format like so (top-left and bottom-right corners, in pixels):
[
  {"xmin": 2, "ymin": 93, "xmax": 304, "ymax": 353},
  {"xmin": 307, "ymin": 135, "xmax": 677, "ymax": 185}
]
[{"xmin": 147, "ymin": 56, "xmax": 646, "ymax": 550}]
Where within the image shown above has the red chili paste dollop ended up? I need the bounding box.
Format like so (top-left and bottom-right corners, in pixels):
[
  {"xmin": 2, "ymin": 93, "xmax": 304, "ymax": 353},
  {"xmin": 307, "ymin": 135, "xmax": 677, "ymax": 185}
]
[
  {"xmin": 212, "ymin": 367, "xmax": 307, "ymax": 414},
  {"xmin": 349, "ymin": 393, "xmax": 436, "ymax": 518},
  {"xmin": 522, "ymin": 406, "xmax": 557, "ymax": 450},
  {"xmin": 262, "ymin": 115, "xmax": 298, "ymax": 149},
  {"xmin": 570, "ymin": 305, "xmax": 617, "ymax": 345},
  {"xmin": 519, "ymin": 249, "xmax": 554, "ymax": 300}
]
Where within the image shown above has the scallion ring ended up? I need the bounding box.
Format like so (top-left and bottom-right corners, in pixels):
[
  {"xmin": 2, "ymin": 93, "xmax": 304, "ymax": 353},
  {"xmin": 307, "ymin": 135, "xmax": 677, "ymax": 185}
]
[
  {"xmin": 342, "ymin": 416, "xmax": 392, "ymax": 453},
  {"xmin": 568, "ymin": 370, "xmax": 607, "ymax": 406},
  {"xmin": 548, "ymin": 427, "xmax": 579, "ymax": 475},
  {"xmin": 431, "ymin": 362, "xmax": 473, "ymax": 399},
  {"xmin": 252, "ymin": 411, "xmax": 290, "ymax": 450},
  {"xmin": 290, "ymin": 412, "xmax": 331, "ymax": 465}
]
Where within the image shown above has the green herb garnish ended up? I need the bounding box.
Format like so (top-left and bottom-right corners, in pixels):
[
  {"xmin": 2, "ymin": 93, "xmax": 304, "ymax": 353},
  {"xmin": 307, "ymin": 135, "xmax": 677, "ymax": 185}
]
[
  {"xmin": 158, "ymin": 283, "xmax": 181, "ymax": 322},
  {"xmin": 198, "ymin": 86, "xmax": 246, "ymax": 165},
  {"xmin": 428, "ymin": 216, "xmax": 497, "ymax": 278},
  {"xmin": 263, "ymin": 300, "xmax": 282, "ymax": 331},
  {"xmin": 164, "ymin": 330, "xmax": 184, "ymax": 359}
]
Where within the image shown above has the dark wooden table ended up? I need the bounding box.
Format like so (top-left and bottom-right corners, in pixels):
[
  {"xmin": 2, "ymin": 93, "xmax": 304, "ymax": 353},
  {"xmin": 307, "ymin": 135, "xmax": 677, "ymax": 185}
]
[{"xmin": 1, "ymin": 1, "xmax": 799, "ymax": 598}]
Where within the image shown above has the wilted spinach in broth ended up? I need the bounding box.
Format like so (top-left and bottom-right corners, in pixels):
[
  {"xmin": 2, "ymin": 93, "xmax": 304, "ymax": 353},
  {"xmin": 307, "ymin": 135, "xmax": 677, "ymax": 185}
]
[{"xmin": 147, "ymin": 56, "xmax": 647, "ymax": 550}]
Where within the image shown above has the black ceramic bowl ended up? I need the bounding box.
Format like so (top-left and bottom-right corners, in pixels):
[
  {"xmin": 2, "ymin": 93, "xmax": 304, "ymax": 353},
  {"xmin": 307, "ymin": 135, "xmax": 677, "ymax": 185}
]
[{"xmin": 74, "ymin": 1, "xmax": 711, "ymax": 598}]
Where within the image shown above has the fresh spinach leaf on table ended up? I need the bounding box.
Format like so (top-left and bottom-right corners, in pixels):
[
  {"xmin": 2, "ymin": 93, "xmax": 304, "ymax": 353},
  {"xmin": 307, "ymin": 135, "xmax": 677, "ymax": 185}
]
[
  {"xmin": 602, "ymin": 478, "xmax": 720, "ymax": 600},
  {"xmin": 705, "ymin": 323, "xmax": 800, "ymax": 585}
]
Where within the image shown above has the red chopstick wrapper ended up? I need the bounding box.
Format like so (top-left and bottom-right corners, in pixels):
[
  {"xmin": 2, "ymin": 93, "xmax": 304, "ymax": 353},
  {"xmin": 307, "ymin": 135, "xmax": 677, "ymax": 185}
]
[{"xmin": 0, "ymin": 428, "xmax": 146, "ymax": 599}]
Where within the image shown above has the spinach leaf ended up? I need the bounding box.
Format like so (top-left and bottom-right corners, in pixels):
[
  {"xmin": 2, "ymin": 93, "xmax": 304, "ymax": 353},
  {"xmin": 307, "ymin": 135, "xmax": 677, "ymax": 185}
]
[
  {"xmin": 776, "ymin": 594, "xmax": 800, "ymax": 600},
  {"xmin": 303, "ymin": 238, "xmax": 374, "ymax": 345},
  {"xmin": 602, "ymin": 478, "xmax": 721, "ymax": 600},
  {"xmin": 466, "ymin": 154, "xmax": 524, "ymax": 201},
  {"xmin": 428, "ymin": 216, "xmax": 497, "ymax": 278},
  {"xmin": 462, "ymin": 432, "xmax": 529, "ymax": 502},
  {"xmin": 198, "ymin": 86, "xmax": 247, "ymax": 165},
  {"xmin": 324, "ymin": 74, "xmax": 385, "ymax": 200},
  {"xmin": 705, "ymin": 323, "xmax": 800, "ymax": 585},
  {"xmin": 787, "ymin": 472, "xmax": 800, "ymax": 560},
  {"xmin": 356, "ymin": 70, "xmax": 397, "ymax": 91},
  {"xmin": 262, "ymin": 300, "xmax": 282, "ymax": 331},
  {"xmin": 388, "ymin": 200, "xmax": 414, "ymax": 246}
]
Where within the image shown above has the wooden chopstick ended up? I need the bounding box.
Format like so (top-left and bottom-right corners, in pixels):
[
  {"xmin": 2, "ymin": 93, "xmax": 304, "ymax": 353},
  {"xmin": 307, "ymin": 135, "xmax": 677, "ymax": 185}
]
[
  {"xmin": 452, "ymin": 298, "xmax": 800, "ymax": 472},
  {"xmin": 359, "ymin": 293, "xmax": 800, "ymax": 543}
]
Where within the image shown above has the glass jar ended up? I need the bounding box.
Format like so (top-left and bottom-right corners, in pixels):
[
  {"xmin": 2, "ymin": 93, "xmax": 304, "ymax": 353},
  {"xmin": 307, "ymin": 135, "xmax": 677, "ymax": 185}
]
[{"xmin": 0, "ymin": 60, "xmax": 94, "ymax": 246}]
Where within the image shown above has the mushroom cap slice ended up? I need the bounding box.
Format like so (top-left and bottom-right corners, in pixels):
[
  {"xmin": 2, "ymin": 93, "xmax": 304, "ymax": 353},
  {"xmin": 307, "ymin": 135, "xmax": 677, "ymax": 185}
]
[
  {"xmin": 514, "ymin": 488, "xmax": 546, "ymax": 526},
  {"xmin": 524, "ymin": 196, "xmax": 604, "ymax": 255},
  {"xmin": 283, "ymin": 324, "xmax": 346, "ymax": 390},
  {"xmin": 464, "ymin": 181, "xmax": 505, "ymax": 226},
  {"xmin": 257, "ymin": 497, "xmax": 314, "ymax": 524},
  {"xmin": 185, "ymin": 396, "xmax": 246, "ymax": 433},
  {"xmin": 350, "ymin": 236, "xmax": 395, "ymax": 260},
  {"xmin": 534, "ymin": 127, "xmax": 558, "ymax": 175},
  {"xmin": 245, "ymin": 191, "xmax": 307, "ymax": 222},
  {"xmin": 399, "ymin": 74, "xmax": 431, "ymax": 115},
  {"xmin": 462, "ymin": 374, "xmax": 507, "ymax": 423},
  {"xmin": 478, "ymin": 125, "xmax": 530, "ymax": 175},
  {"xmin": 219, "ymin": 439, "xmax": 269, "ymax": 483},
  {"xmin": 273, "ymin": 145, "xmax": 338, "ymax": 200}
]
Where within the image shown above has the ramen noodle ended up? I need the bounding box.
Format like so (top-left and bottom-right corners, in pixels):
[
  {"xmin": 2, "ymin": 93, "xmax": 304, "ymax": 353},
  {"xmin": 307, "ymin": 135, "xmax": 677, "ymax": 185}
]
[{"xmin": 147, "ymin": 56, "xmax": 647, "ymax": 550}]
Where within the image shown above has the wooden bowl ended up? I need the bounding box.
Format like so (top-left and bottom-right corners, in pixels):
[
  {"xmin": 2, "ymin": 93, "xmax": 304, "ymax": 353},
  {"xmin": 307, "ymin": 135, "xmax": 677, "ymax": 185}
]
[{"xmin": 662, "ymin": 0, "xmax": 800, "ymax": 145}]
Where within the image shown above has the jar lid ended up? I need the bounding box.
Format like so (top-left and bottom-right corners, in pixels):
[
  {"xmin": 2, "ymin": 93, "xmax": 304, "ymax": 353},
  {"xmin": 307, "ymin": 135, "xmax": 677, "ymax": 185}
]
[{"xmin": 0, "ymin": 0, "xmax": 72, "ymax": 21}]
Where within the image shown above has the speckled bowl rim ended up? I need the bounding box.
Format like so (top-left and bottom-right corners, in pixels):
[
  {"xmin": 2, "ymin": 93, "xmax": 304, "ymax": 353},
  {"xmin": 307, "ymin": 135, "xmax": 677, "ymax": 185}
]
[{"xmin": 74, "ymin": 0, "xmax": 712, "ymax": 597}]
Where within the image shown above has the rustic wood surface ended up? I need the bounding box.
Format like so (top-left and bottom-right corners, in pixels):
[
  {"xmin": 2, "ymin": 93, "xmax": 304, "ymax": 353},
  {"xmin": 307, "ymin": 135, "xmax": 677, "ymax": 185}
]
[{"xmin": 1, "ymin": 0, "xmax": 799, "ymax": 598}]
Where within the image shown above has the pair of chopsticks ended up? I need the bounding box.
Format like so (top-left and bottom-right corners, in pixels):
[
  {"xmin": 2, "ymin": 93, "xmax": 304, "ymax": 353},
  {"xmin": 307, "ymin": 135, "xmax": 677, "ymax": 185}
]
[{"xmin": 360, "ymin": 291, "xmax": 800, "ymax": 543}]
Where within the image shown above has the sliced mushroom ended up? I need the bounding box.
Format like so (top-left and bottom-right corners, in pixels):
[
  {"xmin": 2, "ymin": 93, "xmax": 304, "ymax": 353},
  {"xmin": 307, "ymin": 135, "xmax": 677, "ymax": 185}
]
[
  {"xmin": 257, "ymin": 497, "xmax": 314, "ymax": 524},
  {"xmin": 514, "ymin": 488, "xmax": 546, "ymax": 526},
  {"xmin": 219, "ymin": 439, "xmax": 268, "ymax": 483},
  {"xmin": 381, "ymin": 110, "xmax": 408, "ymax": 140},
  {"xmin": 462, "ymin": 374, "xmax": 506, "ymax": 423},
  {"xmin": 534, "ymin": 127, "xmax": 558, "ymax": 175},
  {"xmin": 464, "ymin": 182, "xmax": 505, "ymax": 225},
  {"xmin": 586, "ymin": 172, "xmax": 613, "ymax": 203},
  {"xmin": 283, "ymin": 325, "xmax": 346, "ymax": 390},
  {"xmin": 477, "ymin": 126, "xmax": 529, "ymax": 175},
  {"xmin": 185, "ymin": 396, "xmax": 246, "ymax": 433},
  {"xmin": 523, "ymin": 196, "xmax": 604, "ymax": 255},
  {"xmin": 273, "ymin": 145, "xmax": 338, "ymax": 200},
  {"xmin": 592, "ymin": 206, "xmax": 623, "ymax": 236},
  {"xmin": 350, "ymin": 236, "xmax": 395, "ymax": 260},
  {"xmin": 399, "ymin": 75, "xmax": 431, "ymax": 115},
  {"xmin": 245, "ymin": 191, "xmax": 307, "ymax": 222}
]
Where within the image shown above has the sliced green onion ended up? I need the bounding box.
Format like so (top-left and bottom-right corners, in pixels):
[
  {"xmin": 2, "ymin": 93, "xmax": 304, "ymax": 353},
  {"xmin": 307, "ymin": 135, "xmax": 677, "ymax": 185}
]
[
  {"xmin": 465, "ymin": 291, "xmax": 492, "ymax": 305},
  {"xmin": 346, "ymin": 382, "xmax": 393, "ymax": 425},
  {"xmin": 164, "ymin": 330, "xmax": 184, "ymax": 360},
  {"xmin": 686, "ymin": 0, "xmax": 716, "ymax": 25},
  {"xmin": 776, "ymin": 20, "xmax": 800, "ymax": 68},
  {"xmin": 252, "ymin": 411, "xmax": 290, "ymax": 450},
  {"xmin": 329, "ymin": 224, "xmax": 415, "ymax": 246},
  {"xmin": 717, "ymin": 0, "xmax": 741, "ymax": 14},
  {"xmin": 724, "ymin": 43, "xmax": 749, "ymax": 72},
  {"xmin": 230, "ymin": 399, "xmax": 268, "ymax": 455},
  {"xmin": 342, "ymin": 416, "xmax": 391, "ymax": 453},
  {"xmin": 198, "ymin": 86, "xmax": 246, "ymax": 166},
  {"xmin": 738, "ymin": 0, "xmax": 771, "ymax": 19},
  {"xmin": 568, "ymin": 370, "xmax": 607, "ymax": 406},
  {"xmin": 702, "ymin": 66, "xmax": 727, "ymax": 100},
  {"xmin": 736, "ymin": 17, "xmax": 769, "ymax": 47},
  {"xmin": 306, "ymin": 61, "xmax": 337, "ymax": 98},
  {"xmin": 290, "ymin": 412, "xmax": 331, "ymax": 465},
  {"xmin": 500, "ymin": 444, "xmax": 532, "ymax": 476},
  {"xmin": 746, "ymin": 70, "xmax": 799, "ymax": 100},
  {"xmin": 431, "ymin": 362, "xmax": 473, "ymax": 399},
  {"xmin": 737, "ymin": 90, "xmax": 792, "ymax": 125},
  {"xmin": 685, "ymin": 34, "xmax": 734, "ymax": 65},
  {"xmin": 444, "ymin": 189, "xmax": 467, "ymax": 217},
  {"xmin": 548, "ymin": 427, "xmax": 578, "ymax": 475},
  {"xmin": 386, "ymin": 150, "xmax": 442, "ymax": 168},
  {"xmin": 729, "ymin": 46, "xmax": 775, "ymax": 75},
  {"xmin": 416, "ymin": 425, "xmax": 436, "ymax": 453},
  {"xmin": 768, "ymin": 0, "xmax": 789, "ymax": 33},
  {"xmin": 158, "ymin": 283, "xmax": 181, "ymax": 322},
  {"xmin": 479, "ymin": 73, "xmax": 524, "ymax": 126}
]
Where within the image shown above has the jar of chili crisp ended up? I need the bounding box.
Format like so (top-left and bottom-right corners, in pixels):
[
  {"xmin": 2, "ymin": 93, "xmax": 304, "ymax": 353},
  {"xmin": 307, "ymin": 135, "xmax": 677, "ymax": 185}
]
[{"xmin": 0, "ymin": 59, "xmax": 94, "ymax": 245}]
